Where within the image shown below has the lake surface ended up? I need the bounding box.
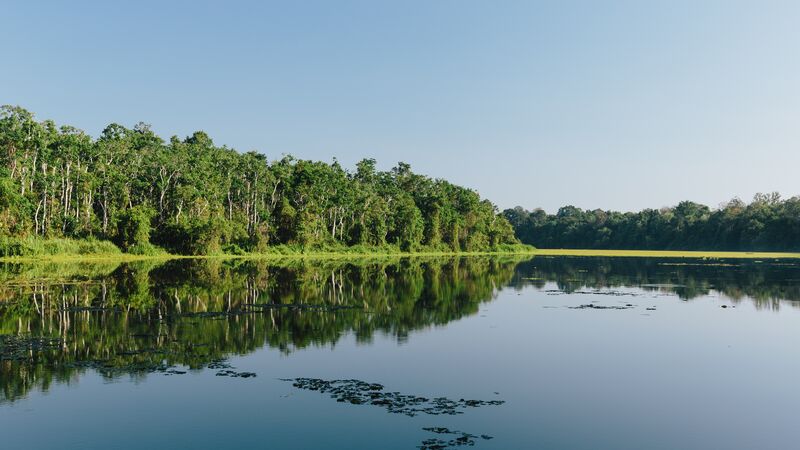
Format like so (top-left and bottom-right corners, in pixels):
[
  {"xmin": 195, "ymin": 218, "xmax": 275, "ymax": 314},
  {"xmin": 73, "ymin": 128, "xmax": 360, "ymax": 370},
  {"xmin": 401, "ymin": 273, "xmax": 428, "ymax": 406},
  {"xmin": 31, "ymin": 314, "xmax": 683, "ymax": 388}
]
[{"xmin": 2, "ymin": 255, "xmax": 800, "ymax": 449}]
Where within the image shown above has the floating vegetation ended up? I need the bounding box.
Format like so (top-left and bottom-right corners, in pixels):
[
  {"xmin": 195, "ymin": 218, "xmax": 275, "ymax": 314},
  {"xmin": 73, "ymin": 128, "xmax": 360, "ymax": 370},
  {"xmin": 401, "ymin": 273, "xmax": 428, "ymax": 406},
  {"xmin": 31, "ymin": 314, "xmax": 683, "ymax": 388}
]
[
  {"xmin": 284, "ymin": 378, "xmax": 502, "ymax": 448},
  {"xmin": 207, "ymin": 359, "xmax": 233, "ymax": 370},
  {"xmin": 215, "ymin": 370, "xmax": 256, "ymax": 378},
  {"xmin": 419, "ymin": 427, "xmax": 494, "ymax": 449},
  {"xmin": 569, "ymin": 304, "xmax": 634, "ymax": 310},
  {"xmin": 208, "ymin": 359, "xmax": 257, "ymax": 378},
  {"xmin": 544, "ymin": 289, "xmax": 642, "ymax": 297},
  {"xmin": 574, "ymin": 290, "xmax": 640, "ymax": 297},
  {"xmin": 283, "ymin": 378, "xmax": 504, "ymax": 417},
  {"xmin": 0, "ymin": 334, "xmax": 62, "ymax": 361}
]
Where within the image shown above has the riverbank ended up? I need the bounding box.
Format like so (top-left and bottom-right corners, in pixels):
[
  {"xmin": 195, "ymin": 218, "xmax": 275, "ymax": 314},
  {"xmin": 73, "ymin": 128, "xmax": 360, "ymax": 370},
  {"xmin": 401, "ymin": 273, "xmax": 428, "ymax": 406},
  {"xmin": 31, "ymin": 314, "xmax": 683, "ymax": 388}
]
[
  {"xmin": 4, "ymin": 247, "xmax": 800, "ymax": 264},
  {"xmin": 4, "ymin": 236, "xmax": 800, "ymax": 263},
  {"xmin": 531, "ymin": 249, "xmax": 800, "ymax": 259},
  {"xmin": 0, "ymin": 250, "xmax": 538, "ymax": 264},
  {"xmin": 0, "ymin": 239, "xmax": 537, "ymax": 264}
]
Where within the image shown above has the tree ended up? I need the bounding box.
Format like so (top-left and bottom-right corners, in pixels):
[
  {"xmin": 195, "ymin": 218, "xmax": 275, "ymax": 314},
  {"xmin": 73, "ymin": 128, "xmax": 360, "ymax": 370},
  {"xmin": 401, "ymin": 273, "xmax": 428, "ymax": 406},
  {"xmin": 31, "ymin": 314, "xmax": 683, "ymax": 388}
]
[{"xmin": 115, "ymin": 206, "xmax": 154, "ymax": 251}]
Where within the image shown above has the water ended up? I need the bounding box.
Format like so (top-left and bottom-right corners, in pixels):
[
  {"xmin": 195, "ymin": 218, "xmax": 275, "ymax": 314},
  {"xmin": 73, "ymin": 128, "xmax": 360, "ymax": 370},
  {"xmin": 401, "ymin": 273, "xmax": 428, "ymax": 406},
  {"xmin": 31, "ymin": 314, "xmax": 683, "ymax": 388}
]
[{"xmin": 2, "ymin": 256, "xmax": 800, "ymax": 449}]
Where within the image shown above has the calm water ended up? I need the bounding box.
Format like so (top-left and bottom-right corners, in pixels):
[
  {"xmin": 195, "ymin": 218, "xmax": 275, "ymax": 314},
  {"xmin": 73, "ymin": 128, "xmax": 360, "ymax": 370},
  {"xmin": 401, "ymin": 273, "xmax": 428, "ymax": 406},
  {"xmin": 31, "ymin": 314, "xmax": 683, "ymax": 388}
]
[{"xmin": 2, "ymin": 256, "xmax": 800, "ymax": 449}]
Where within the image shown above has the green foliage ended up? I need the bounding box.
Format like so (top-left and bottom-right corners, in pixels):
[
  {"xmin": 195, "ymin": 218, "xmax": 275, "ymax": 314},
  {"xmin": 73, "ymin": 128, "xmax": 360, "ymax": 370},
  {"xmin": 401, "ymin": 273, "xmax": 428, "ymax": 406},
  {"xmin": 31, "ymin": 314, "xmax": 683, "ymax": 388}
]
[
  {"xmin": 127, "ymin": 242, "xmax": 167, "ymax": 256},
  {"xmin": 389, "ymin": 194, "xmax": 424, "ymax": 251},
  {"xmin": 0, "ymin": 174, "xmax": 25, "ymax": 235},
  {"xmin": 506, "ymin": 193, "xmax": 800, "ymax": 251},
  {"xmin": 115, "ymin": 206, "xmax": 154, "ymax": 251},
  {"xmin": 152, "ymin": 217, "xmax": 231, "ymax": 255},
  {"xmin": 0, "ymin": 236, "xmax": 121, "ymax": 257},
  {"xmin": 222, "ymin": 243, "xmax": 247, "ymax": 255},
  {"xmin": 491, "ymin": 243, "xmax": 537, "ymax": 253},
  {"xmin": 0, "ymin": 106, "xmax": 519, "ymax": 255}
]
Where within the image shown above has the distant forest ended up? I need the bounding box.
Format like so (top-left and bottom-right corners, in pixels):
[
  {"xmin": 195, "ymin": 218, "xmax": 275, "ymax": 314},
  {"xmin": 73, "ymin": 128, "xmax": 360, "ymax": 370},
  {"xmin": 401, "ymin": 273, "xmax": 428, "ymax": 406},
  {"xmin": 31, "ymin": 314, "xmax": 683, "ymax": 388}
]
[
  {"xmin": 0, "ymin": 106, "xmax": 520, "ymax": 255},
  {"xmin": 504, "ymin": 193, "xmax": 800, "ymax": 251}
]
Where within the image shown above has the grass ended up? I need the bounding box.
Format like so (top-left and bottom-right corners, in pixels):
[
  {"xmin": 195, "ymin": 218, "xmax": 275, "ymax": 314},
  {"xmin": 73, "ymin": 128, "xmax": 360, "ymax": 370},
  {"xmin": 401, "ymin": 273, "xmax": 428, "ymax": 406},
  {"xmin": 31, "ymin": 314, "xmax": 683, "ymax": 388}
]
[
  {"xmin": 530, "ymin": 248, "xmax": 800, "ymax": 259},
  {"xmin": 0, "ymin": 239, "xmax": 538, "ymax": 263},
  {"xmin": 4, "ymin": 237, "xmax": 800, "ymax": 264},
  {"xmin": 0, "ymin": 236, "xmax": 122, "ymax": 258}
]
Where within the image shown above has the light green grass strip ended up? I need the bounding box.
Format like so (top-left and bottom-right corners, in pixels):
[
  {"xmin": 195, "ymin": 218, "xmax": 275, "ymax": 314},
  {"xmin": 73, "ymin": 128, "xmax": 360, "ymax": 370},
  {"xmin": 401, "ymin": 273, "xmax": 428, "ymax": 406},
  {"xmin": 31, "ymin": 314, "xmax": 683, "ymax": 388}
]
[
  {"xmin": 531, "ymin": 249, "xmax": 800, "ymax": 259},
  {"xmin": 5, "ymin": 248, "xmax": 800, "ymax": 264},
  {"xmin": 0, "ymin": 250, "xmax": 539, "ymax": 264}
]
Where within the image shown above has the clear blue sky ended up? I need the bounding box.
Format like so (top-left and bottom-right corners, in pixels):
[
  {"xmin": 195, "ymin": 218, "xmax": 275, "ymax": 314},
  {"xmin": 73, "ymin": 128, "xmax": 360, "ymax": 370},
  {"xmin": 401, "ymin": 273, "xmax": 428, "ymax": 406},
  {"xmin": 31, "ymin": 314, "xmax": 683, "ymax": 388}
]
[{"xmin": 3, "ymin": 0, "xmax": 798, "ymax": 212}]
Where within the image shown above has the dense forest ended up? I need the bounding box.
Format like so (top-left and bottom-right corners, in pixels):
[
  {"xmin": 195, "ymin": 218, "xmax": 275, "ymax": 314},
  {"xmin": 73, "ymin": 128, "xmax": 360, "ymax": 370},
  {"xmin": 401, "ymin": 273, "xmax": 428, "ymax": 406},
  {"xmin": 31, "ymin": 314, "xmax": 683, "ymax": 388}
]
[
  {"xmin": 0, "ymin": 106, "xmax": 521, "ymax": 256},
  {"xmin": 504, "ymin": 194, "xmax": 800, "ymax": 251}
]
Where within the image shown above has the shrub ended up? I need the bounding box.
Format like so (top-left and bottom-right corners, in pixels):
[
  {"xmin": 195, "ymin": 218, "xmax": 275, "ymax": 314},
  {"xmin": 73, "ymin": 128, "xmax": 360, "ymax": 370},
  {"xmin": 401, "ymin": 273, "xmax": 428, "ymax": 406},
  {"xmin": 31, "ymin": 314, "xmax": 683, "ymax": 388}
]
[
  {"xmin": 115, "ymin": 206, "xmax": 155, "ymax": 251},
  {"xmin": 127, "ymin": 242, "xmax": 167, "ymax": 256},
  {"xmin": 0, "ymin": 236, "xmax": 122, "ymax": 257},
  {"xmin": 222, "ymin": 243, "xmax": 247, "ymax": 255}
]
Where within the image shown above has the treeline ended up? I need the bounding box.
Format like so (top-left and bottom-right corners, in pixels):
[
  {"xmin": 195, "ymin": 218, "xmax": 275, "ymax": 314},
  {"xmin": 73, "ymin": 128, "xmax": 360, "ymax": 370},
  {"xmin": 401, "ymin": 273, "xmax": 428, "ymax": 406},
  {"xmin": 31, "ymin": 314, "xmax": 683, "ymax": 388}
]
[
  {"xmin": 504, "ymin": 193, "xmax": 800, "ymax": 251},
  {"xmin": 0, "ymin": 106, "xmax": 520, "ymax": 255}
]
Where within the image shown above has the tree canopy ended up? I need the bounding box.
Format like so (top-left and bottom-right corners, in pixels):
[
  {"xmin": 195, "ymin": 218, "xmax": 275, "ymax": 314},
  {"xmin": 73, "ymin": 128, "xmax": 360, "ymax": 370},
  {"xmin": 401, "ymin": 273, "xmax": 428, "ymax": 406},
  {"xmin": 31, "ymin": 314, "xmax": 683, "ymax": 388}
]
[
  {"xmin": 0, "ymin": 106, "xmax": 519, "ymax": 255},
  {"xmin": 505, "ymin": 193, "xmax": 800, "ymax": 251}
]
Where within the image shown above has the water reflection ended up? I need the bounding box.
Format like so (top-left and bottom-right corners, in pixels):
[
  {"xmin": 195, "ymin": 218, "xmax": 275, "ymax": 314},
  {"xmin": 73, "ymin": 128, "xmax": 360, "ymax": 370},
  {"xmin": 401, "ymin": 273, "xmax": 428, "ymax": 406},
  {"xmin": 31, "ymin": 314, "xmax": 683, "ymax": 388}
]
[
  {"xmin": 2, "ymin": 255, "xmax": 800, "ymax": 404},
  {"xmin": 0, "ymin": 257, "xmax": 520, "ymax": 403},
  {"xmin": 513, "ymin": 256, "xmax": 800, "ymax": 307}
]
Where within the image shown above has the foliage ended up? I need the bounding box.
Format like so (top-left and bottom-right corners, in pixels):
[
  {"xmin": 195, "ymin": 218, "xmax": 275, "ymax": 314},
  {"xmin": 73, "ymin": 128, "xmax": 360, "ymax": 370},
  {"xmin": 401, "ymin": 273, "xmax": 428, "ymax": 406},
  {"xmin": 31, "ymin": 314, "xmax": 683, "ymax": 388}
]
[
  {"xmin": 0, "ymin": 236, "xmax": 120, "ymax": 257},
  {"xmin": 126, "ymin": 242, "xmax": 167, "ymax": 256},
  {"xmin": 505, "ymin": 193, "xmax": 800, "ymax": 251},
  {"xmin": 0, "ymin": 106, "xmax": 518, "ymax": 255},
  {"xmin": 115, "ymin": 205, "xmax": 154, "ymax": 251}
]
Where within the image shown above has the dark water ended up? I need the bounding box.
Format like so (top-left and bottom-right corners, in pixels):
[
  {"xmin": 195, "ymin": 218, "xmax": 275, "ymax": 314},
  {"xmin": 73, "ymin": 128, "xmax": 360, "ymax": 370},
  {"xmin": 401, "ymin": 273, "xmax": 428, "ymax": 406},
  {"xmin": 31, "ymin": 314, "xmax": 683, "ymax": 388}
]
[{"xmin": 2, "ymin": 256, "xmax": 800, "ymax": 449}]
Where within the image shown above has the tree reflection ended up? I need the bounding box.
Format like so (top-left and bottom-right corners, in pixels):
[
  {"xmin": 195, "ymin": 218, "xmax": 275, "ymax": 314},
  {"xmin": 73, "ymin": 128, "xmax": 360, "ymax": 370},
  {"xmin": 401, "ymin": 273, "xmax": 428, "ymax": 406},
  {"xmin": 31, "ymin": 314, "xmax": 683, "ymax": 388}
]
[
  {"xmin": 0, "ymin": 256, "xmax": 520, "ymax": 402},
  {"xmin": 512, "ymin": 257, "xmax": 800, "ymax": 307},
  {"xmin": 2, "ymin": 255, "xmax": 799, "ymax": 403}
]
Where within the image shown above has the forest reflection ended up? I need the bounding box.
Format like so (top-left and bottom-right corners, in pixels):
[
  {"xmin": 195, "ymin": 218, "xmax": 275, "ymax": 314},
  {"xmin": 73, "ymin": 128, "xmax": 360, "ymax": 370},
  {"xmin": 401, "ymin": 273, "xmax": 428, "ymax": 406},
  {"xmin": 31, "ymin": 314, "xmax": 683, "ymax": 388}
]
[
  {"xmin": 512, "ymin": 256, "xmax": 800, "ymax": 307},
  {"xmin": 2, "ymin": 255, "xmax": 800, "ymax": 403},
  {"xmin": 0, "ymin": 256, "xmax": 520, "ymax": 403}
]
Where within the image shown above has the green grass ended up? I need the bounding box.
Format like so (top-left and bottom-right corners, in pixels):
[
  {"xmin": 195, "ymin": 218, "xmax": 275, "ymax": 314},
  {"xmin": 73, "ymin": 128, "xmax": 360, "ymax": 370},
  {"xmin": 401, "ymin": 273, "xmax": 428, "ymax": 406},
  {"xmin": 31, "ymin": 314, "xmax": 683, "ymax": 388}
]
[
  {"xmin": 0, "ymin": 236, "xmax": 122, "ymax": 258},
  {"xmin": 0, "ymin": 239, "xmax": 538, "ymax": 263},
  {"xmin": 5, "ymin": 238, "xmax": 800, "ymax": 264},
  {"xmin": 530, "ymin": 248, "xmax": 800, "ymax": 259}
]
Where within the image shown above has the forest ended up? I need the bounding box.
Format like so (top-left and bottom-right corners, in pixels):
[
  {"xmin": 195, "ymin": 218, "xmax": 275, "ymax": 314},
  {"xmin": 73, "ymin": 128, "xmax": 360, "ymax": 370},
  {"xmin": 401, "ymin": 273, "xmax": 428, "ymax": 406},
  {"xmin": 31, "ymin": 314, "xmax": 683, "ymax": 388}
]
[
  {"xmin": 504, "ymin": 193, "xmax": 800, "ymax": 251},
  {"xmin": 0, "ymin": 106, "xmax": 522, "ymax": 256}
]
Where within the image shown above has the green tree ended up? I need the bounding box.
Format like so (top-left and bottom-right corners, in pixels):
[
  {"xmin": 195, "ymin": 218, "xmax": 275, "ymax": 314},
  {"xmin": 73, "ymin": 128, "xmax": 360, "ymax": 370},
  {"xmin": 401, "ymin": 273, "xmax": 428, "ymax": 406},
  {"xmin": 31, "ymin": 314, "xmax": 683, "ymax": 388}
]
[{"xmin": 115, "ymin": 206, "xmax": 154, "ymax": 251}]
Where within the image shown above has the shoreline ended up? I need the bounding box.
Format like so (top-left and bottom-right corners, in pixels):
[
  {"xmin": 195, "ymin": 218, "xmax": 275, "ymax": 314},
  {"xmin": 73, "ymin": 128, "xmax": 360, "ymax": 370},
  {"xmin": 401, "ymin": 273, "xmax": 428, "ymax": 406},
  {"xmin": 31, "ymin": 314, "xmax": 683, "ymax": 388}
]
[
  {"xmin": 530, "ymin": 249, "xmax": 800, "ymax": 259},
  {"xmin": 3, "ymin": 248, "xmax": 800, "ymax": 264},
  {"xmin": 0, "ymin": 249, "xmax": 538, "ymax": 264}
]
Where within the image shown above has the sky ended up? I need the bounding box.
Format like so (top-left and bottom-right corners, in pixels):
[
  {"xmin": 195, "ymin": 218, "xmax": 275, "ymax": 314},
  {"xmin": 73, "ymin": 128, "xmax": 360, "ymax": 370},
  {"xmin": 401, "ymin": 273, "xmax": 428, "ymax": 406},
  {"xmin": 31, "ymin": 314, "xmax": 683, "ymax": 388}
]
[{"xmin": 2, "ymin": 0, "xmax": 799, "ymax": 212}]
